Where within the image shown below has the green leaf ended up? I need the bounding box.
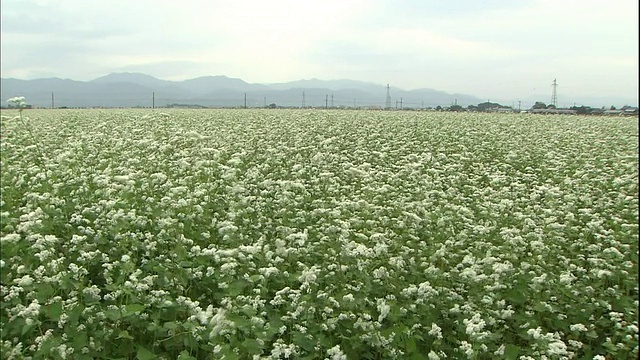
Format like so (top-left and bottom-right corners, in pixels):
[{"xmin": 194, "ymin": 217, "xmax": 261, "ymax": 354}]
[
  {"xmin": 504, "ymin": 344, "xmax": 520, "ymax": 360},
  {"xmin": 240, "ymin": 305, "xmax": 257, "ymax": 317},
  {"xmin": 105, "ymin": 308, "xmax": 121, "ymax": 321},
  {"xmin": 242, "ymin": 338, "xmax": 263, "ymax": 353},
  {"xmin": 36, "ymin": 283, "xmax": 56, "ymax": 302},
  {"xmin": 163, "ymin": 321, "xmax": 179, "ymax": 331},
  {"xmin": 73, "ymin": 355, "xmax": 95, "ymax": 360},
  {"xmin": 405, "ymin": 337, "xmax": 417, "ymax": 353},
  {"xmin": 586, "ymin": 330, "xmax": 599, "ymax": 339},
  {"xmin": 21, "ymin": 321, "xmax": 37, "ymax": 336},
  {"xmin": 506, "ymin": 289, "xmax": 527, "ymax": 305},
  {"xmin": 48, "ymin": 302, "xmax": 63, "ymax": 321},
  {"xmin": 117, "ymin": 330, "xmax": 134, "ymax": 340},
  {"xmin": 124, "ymin": 303, "xmax": 146, "ymax": 316},
  {"xmin": 68, "ymin": 304, "xmax": 84, "ymax": 324},
  {"xmin": 178, "ymin": 350, "xmax": 197, "ymax": 360},
  {"xmin": 136, "ymin": 346, "xmax": 155, "ymax": 360}
]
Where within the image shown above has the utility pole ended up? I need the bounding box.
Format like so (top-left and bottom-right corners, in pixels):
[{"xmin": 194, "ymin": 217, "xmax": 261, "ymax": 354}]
[
  {"xmin": 551, "ymin": 79, "xmax": 558, "ymax": 107},
  {"xmin": 152, "ymin": 92, "xmax": 155, "ymax": 109},
  {"xmin": 400, "ymin": 98, "xmax": 403, "ymax": 110},
  {"xmin": 325, "ymin": 94, "xmax": 328, "ymax": 109},
  {"xmin": 302, "ymin": 91, "xmax": 306, "ymax": 108},
  {"xmin": 51, "ymin": 92, "xmax": 54, "ymax": 109},
  {"xmin": 385, "ymin": 84, "xmax": 391, "ymax": 109},
  {"xmin": 518, "ymin": 101, "xmax": 521, "ymax": 112},
  {"xmin": 331, "ymin": 94, "xmax": 334, "ymax": 108},
  {"xmin": 244, "ymin": 93, "xmax": 247, "ymax": 109}
]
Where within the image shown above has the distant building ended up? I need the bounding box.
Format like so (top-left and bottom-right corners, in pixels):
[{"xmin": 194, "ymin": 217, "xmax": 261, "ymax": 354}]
[
  {"xmin": 529, "ymin": 109, "xmax": 577, "ymax": 115},
  {"xmin": 603, "ymin": 109, "xmax": 623, "ymax": 115},
  {"xmin": 621, "ymin": 106, "xmax": 639, "ymax": 115}
]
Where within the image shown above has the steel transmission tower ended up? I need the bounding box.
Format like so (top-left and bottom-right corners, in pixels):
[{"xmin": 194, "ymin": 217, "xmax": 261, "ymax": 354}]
[
  {"xmin": 551, "ymin": 79, "xmax": 558, "ymax": 107},
  {"xmin": 385, "ymin": 84, "xmax": 391, "ymax": 109}
]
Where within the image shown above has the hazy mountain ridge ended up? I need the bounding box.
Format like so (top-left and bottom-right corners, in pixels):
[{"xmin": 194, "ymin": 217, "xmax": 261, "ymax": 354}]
[
  {"xmin": 1, "ymin": 72, "xmax": 486, "ymax": 108},
  {"xmin": 1, "ymin": 72, "xmax": 636, "ymax": 108}
]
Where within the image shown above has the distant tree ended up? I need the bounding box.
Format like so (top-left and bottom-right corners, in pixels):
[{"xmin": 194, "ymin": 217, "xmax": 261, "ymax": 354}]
[
  {"xmin": 449, "ymin": 105, "xmax": 464, "ymax": 112},
  {"xmin": 435, "ymin": 105, "xmax": 442, "ymax": 111},
  {"xmin": 267, "ymin": 103, "xmax": 277, "ymax": 109},
  {"xmin": 570, "ymin": 105, "xmax": 591, "ymax": 115},
  {"xmin": 532, "ymin": 102, "xmax": 547, "ymax": 109},
  {"xmin": 546, "ymin": 104, "xmax": 556, "ymax": 109},
  {"xmin": 476, "ymin": 101, "xmax": 503, "ymax": 111},
  {"xmin": 610, "ymin": 105, "xmax": 616, "ymax": 110},
  {"xmin": 467, "ymin": 105, "xmax": 478, "ymax": 111}
]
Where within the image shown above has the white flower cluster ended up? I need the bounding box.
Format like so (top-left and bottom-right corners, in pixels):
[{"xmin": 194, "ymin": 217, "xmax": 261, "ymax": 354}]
[{"xmin": 1, "ymin": 109, "xmax": 637, "ymax": 359}]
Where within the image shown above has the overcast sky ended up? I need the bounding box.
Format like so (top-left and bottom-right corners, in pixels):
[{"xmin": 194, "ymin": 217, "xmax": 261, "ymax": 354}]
[{"xmin": 1, "ymin": 0, "xmax": 638, "ymax": 103}]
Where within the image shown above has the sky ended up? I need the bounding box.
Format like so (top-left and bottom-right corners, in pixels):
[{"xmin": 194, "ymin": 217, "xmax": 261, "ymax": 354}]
[{"xmin": 1, "ymin": 0, "xmax": 638, "ymax": 104}]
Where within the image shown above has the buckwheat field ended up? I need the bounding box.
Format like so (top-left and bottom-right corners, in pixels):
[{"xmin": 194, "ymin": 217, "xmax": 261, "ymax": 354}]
[{"xmin": 0, "ymin": 109, "xmax": 638, "ymax": 359}]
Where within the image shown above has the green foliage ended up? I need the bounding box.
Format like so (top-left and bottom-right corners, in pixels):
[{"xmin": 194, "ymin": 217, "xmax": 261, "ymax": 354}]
[
  {"xmin": 532, "ymin": 101, "xmax": 547, "ymax": 109},
  {"xmin": 0, "ymin": 109, "xmax": 637, "ymax": 359}
]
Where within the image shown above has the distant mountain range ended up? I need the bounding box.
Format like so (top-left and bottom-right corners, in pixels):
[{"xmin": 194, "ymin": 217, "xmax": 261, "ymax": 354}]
[
  {"xmin": 1, "ymin": 72, "xmax": 636, "ymax": 109},
  {"xmin": 1, "ymin": 72, "xmax": 484, "ymax": 109}
]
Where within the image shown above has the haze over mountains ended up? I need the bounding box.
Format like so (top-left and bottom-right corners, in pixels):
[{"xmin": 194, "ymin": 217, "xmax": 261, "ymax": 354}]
[{"xmin": 1, "ymin": 72, "xmax": 636, "ymax": 109}]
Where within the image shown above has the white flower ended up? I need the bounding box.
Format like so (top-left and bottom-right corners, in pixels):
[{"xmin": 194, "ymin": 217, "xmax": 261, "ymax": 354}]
[
  {"xmin": 547, "ymin": 339, "xmax": 567, "ymax": 356},
  {"xmin": 527, "ymin": 327, "xmax": 543, "ymax": 339},
  {"xmin": 377, "ymin": 299, "xmax": 391, "ymax": 323},
  {"xmin": 1, "ymin": 233, "xmax": 21, "ymax": 243},
  {"xmin": 326, "ymin": 345, "xmax": 347, "ymax": 360},
  {"xmin": 8, "ymin": 96, "xmax": 27, "ymax": 108},
  {"xmin": 459, "ymin": 341, "xmax": 473, "ymax": 356},
  {"xmin": 570, "ymin": 323, "xmax": 588, "ymax": 332},
  {"xmin": 16, "ymin": 275, "xmax": 34, "ymax": 287},
  {"xmin": 428, "ymin": 323, "xmax": 442, "ymax": 339},
  {"xmin": 463, "ymin": 313, "xmax": 487, "ymax": 340},
  {"xmin": 342, "ymin": 294, "xmax": 355, "ymax": 302}
]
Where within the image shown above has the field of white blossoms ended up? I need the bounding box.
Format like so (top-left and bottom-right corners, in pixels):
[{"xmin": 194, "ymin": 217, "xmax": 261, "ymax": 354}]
[{"xmin": 0, "ymin": 108, "xmax": 638, "ymax": 359}]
